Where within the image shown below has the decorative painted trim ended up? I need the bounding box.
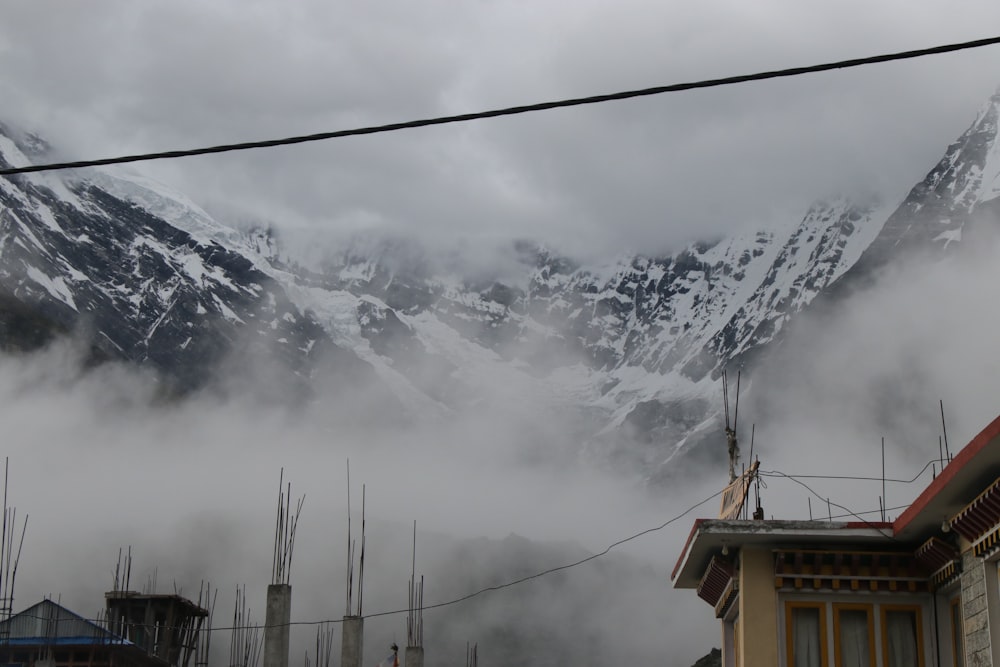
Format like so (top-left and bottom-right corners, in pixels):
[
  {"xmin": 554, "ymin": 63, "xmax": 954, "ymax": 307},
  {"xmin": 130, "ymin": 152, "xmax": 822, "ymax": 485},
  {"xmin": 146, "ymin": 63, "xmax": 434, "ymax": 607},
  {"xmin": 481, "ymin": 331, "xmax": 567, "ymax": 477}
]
[
  {"xmin": 950, "ymin": 475, "xmax": 1000, "ymax": 542},
  {"xmin": 973, "ymin": 523, "xmax": 1000, "ymax": 558},
  {"xmin": 774, "ymin": 549, "xmax": 929, "ymax": 593}
]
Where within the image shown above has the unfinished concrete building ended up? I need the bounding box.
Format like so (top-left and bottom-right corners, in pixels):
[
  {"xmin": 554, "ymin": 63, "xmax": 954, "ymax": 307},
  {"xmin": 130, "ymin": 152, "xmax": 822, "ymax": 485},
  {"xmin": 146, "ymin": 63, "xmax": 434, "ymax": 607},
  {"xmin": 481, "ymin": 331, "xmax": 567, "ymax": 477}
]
[
  {"xmin": 0, "ymin": 599, "xmax": 162, "ymax": 667},
  {"xmin": 104, "ymin": 592, "xmax": 207, "ymax": 667}
]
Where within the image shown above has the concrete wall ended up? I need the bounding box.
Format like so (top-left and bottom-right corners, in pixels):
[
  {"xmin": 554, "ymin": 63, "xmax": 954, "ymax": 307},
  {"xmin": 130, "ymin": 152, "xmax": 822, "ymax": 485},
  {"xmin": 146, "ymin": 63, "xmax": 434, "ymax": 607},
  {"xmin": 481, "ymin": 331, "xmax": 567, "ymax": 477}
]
[
  {"xmin": 263, "ymin": 584, "xmax": 291, "ymax": 667},
  {"xmin": 737, "ymin": 547, "xmax": 778, "ymax": 666}
]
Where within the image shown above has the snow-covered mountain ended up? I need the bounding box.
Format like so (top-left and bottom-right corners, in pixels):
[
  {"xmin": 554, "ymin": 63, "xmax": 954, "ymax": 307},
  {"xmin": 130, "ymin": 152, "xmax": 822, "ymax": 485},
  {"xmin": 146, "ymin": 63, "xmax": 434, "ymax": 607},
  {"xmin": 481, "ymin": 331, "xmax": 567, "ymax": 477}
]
[{"xmin": 3, "ymin": 88, "xmax": 1000, "ymax": 476}]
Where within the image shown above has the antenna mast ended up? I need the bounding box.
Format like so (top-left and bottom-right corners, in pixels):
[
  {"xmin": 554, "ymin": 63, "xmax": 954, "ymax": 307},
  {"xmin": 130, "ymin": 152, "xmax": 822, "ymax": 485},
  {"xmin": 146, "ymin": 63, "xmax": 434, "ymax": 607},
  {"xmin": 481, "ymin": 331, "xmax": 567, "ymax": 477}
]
[{"xmin": 723, "ymin": 371, "xmax": 742, "ymax": 482}]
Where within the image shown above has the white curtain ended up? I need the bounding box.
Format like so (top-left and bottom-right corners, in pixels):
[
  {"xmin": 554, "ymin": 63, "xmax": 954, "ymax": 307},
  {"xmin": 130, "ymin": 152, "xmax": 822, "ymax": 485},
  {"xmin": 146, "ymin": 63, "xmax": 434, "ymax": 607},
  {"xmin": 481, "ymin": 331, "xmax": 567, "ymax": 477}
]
[
  {"xmin": 793, "ymin": 607, "xmax": 822, "ymax": 667},
  {"xmin": 885, "ymin": 610, "xmax": 918, "ymax": 667},
  {"xmin": 838, "ymin": 609, "xmax": 871, "ymax": 667}
]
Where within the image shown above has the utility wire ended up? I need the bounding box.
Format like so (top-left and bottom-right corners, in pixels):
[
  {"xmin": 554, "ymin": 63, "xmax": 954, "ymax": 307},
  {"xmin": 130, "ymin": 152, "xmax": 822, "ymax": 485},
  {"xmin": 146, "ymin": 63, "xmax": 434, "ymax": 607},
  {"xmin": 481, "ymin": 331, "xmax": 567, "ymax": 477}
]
[
  {"xmin": 2, "ymin": 34, "xmax": 1000, "ymax": 177},
  {"xmin": 365, "ymin": 485, "xmax": 725, "ymax": 620},
  {"xmin": 762, "ymin": 469, "xmax": 898, "ymax": 541},
  {"xmin": 15, "ymin": 487, "xmax": 726, "ymax": 632},
  {"xmin": 14, "ymin": 487, "xmax": 913, "ymax": 633},
  {"xmin": 759, "ymin": 457, "xmax": 939, "ymax": 485}
]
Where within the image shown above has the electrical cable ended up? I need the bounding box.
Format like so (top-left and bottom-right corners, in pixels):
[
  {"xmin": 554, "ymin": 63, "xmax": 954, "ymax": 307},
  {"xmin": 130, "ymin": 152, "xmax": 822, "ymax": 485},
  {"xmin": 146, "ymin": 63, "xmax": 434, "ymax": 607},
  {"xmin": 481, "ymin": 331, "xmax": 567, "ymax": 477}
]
[
  {"xmin": 6, "ymin": 486, "xmax": 726, "ymax": 632},
  {"xmin": 761, "ymin": 469, "xmax": 898, "ymax": 541},
  {"xmin": 5, "ymin": 483, "xmax": 923, "ymax": 634},
  {"xmin": 2, "ymin": 35, "xmax": 1000, "ymax": 177},
  {"xmin": 759, "ymin": 457, "xmax": 940, "ymax": 485}
]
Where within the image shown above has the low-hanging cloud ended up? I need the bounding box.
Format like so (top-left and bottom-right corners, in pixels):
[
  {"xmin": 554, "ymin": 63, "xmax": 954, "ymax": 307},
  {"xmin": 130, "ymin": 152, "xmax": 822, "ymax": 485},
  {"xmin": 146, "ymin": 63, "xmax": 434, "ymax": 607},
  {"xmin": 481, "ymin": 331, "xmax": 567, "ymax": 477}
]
[
  {"xmin": 3, "ymin": 1, "xmax": 1000, "ymax": 261},
  {"xmin": 740, "ymin": 225, "xmax": 1000, "ymax": 525},
  {"xmin": 0, "ymin": 328, "xmax": 724, "ymax": 667}
]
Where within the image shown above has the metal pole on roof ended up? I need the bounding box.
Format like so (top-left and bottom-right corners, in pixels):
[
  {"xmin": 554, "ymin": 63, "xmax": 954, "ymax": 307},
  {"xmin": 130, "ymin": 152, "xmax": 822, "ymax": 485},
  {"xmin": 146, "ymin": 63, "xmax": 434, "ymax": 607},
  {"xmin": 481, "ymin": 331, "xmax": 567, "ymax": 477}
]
[
  {"xmin": 940, "ymin": 400, "xmax": 952, "ymax": 461},
  {"xmin": 881, "ymin": 437, "xmax": 886, "ymax": 523}
]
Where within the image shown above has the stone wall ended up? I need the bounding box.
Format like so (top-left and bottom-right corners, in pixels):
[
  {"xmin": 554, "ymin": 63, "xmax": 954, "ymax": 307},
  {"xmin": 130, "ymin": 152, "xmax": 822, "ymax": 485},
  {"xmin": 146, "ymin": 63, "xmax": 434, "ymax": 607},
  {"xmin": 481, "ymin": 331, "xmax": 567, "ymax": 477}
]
[{"xmin": 962, "ymin": 550, "xmax": 993, "ymax": 666}]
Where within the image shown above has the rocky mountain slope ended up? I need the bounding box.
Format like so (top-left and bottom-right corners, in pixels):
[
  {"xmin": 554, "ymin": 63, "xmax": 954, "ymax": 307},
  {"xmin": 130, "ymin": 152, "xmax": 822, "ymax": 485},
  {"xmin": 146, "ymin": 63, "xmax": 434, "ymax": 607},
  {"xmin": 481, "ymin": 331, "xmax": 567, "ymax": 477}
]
[{"xmin": 2, "ymin": 89, "xmax": 1000, "ymax": 474}]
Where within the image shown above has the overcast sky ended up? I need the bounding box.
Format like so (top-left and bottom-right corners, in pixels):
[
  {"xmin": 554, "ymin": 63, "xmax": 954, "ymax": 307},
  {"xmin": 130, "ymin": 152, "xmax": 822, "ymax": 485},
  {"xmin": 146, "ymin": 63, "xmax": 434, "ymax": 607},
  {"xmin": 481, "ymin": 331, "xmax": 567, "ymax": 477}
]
[{"xmin": 3, "ymin": 1, "xmax": 1000, "ymax": 261}]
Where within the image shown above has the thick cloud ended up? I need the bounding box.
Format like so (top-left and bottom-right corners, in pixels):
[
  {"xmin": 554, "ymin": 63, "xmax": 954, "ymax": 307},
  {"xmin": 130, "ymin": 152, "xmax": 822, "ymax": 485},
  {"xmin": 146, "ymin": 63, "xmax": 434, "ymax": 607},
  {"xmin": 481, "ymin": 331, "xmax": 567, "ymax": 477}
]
[{"xmin": 3, "ymin": 1, "xmax": 1000, "ymax": 260}]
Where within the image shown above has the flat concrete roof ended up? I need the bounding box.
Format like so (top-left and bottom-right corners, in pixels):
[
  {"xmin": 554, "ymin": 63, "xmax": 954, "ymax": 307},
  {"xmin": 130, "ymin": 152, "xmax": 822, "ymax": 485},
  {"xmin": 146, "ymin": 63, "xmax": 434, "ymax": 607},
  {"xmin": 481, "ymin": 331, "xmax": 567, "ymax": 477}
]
[{"xmin": 671, "ymin": 519, "xmax": 894, "ymax": 589}]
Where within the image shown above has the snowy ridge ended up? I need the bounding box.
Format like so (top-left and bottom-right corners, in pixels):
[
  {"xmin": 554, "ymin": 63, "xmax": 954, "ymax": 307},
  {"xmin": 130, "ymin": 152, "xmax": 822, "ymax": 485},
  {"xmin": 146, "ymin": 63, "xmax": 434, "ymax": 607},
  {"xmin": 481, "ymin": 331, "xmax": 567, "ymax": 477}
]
[{"xmin": 2, "ymin": 84, "xmax": 1000, "ymax": 475}]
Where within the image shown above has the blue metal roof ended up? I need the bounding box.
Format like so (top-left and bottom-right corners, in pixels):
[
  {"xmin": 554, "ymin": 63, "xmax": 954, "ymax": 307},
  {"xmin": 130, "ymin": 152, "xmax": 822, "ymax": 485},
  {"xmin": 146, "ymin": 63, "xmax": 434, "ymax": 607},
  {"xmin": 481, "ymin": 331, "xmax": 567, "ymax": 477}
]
[{"xmin": 0, "ymin": 600, "xmax": 131, "ymax": 646}]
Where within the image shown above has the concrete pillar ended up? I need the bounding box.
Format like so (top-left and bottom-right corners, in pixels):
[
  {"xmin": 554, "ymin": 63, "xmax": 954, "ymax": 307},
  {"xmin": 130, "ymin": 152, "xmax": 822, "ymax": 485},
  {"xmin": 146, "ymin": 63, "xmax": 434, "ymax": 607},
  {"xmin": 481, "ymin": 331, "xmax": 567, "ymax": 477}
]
[
  {"xmin": 738, "ymin": 547, "xmax": 779, "ymax": 667},
  {"xmin": 340, "ymin": 616, "xmax": 364, "ymax": 667},
  {"xmin": 404, "ymin": 646, "xmax": 423, "ymax": 667},
  {"xmin": 263, "ymin": 584, "xmax": 291, "ymax": 667}
]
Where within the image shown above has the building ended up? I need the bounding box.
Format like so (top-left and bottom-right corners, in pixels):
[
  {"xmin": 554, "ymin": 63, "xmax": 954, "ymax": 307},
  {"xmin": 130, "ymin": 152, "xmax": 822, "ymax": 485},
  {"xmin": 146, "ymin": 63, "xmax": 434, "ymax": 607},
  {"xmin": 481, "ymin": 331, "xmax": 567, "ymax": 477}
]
[
  {"xmin": 0, "ymin": 599, "xmax": 162, "ymax": 667},
  {"xmin": 671, "ymin": 414, "xmax": 1000, "ymax": 667},
  {"xmin": 0, "ymin": 591, "xmax": 209, "ymax": 667}
]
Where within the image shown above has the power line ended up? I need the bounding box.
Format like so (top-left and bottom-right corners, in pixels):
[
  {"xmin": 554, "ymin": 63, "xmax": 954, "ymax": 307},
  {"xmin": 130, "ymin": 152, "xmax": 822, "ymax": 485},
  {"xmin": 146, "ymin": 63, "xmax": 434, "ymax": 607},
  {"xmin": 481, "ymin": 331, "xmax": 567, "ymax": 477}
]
[
  {"xmin": 762, "ymin": 469, "xmax": 897, "ymax": 541},
  {"xmin": 759, "ymin": 457, "xmax": 939, "ymax": 485},
  {"xmin": 366, "ymin": 485, "xmax": 725, "ymax": 620},
  {"xmin": 2, "ymin": 34, "xmax": 1000, "ymax": 177},
  {"xmin": 13, "ymin": 476, "xmax": 919, "ymax": 634},
  {"xmin": 12, "ymin": 487, "xmax": 725, "ymax": 633}
]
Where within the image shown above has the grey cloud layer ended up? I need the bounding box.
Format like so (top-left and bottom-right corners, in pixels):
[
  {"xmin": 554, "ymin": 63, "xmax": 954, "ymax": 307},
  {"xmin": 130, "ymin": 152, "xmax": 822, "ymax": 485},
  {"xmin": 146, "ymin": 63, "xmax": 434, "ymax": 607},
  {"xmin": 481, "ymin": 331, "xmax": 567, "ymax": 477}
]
[{"xmin": 3, "ymin": 1, "xmax": 1000, "ymax": 260}]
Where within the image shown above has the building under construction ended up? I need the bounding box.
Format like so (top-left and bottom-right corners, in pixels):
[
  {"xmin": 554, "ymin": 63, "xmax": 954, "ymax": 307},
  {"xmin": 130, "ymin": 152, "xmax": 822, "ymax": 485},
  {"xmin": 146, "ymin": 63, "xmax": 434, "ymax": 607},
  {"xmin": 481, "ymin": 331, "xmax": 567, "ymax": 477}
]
[{"xmin": 0, "ymin": 599, "xmax": 163, "ymax": 667}]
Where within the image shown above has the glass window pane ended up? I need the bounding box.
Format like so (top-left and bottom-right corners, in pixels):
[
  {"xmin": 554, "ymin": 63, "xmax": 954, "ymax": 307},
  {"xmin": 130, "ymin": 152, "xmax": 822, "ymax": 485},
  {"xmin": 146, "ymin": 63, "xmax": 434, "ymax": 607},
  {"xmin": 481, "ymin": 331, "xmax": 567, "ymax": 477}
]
[
  {"xmin": 837, "ymin": 609, "xmax": 871, "ymax": 667},
  {"xmin": 792, "ymin": 607, "xmax": 823, "ymax": 667}
]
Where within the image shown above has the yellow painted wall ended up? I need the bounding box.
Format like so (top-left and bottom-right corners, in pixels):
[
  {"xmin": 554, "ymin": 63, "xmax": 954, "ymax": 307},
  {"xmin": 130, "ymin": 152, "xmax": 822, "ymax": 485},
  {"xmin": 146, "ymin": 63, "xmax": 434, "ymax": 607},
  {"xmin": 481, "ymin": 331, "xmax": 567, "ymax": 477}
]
[{"xmin": 738, "ymin": 547, "xmax": 779, "ymax": 666}]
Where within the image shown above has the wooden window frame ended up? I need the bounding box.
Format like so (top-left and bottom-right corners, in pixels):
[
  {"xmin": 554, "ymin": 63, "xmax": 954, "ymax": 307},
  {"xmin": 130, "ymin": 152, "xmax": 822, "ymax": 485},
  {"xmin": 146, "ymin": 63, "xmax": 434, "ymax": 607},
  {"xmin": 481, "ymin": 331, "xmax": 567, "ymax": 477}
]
[
  {"xmin": 880, "ymin": 603, "xmax": 925, "ymax": 667},
  {"xmin": 785, "ymin": 600, "xmax": 829, "ymax": 667},
  {"xmin": 832, "ymin": 602, "xmax": 876, "ymax": 667}
]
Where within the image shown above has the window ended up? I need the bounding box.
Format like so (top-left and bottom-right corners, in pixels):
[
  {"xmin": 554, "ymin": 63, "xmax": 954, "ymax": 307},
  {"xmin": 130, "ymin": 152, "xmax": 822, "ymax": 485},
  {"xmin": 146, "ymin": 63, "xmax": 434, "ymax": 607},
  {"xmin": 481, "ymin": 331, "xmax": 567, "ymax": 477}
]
[
  {"xmin": 880, "ymin": 605, "xmax": 924, "ymax": 667},
  {"xmin": 833, "ymin": 604, "xmax": 875, "ymax": 667},
  {"xmin": 951, "ymin": 596, "xmax": 964, "ymax": 667},
  {"xmin": 786, "ymin": 602, "xmax": 828, "ymax": 667},
  {"xmin": 784, "ymin": 600, "xmax": 925, "ymax": 667}
]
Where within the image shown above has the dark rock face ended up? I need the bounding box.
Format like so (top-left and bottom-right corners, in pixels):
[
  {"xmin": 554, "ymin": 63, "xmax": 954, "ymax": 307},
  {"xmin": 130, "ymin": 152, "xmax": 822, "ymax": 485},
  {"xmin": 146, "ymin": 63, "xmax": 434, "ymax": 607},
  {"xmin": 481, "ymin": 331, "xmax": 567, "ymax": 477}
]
[{"xmin": 0, "ymin": 127, "xmax": 382, "ymax": 399}]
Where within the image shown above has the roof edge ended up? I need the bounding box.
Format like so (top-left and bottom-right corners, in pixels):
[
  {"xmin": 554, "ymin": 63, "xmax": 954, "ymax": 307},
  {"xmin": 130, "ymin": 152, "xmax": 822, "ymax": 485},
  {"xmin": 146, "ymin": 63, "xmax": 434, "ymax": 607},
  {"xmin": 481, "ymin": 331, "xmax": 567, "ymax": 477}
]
[
  {"xmin": 894, "ymin": 413, "xmax": 1000, "ymax": 535},
  {"xmin": 671, "ymin": 518, "xmax": 706, "ymax": 582}
]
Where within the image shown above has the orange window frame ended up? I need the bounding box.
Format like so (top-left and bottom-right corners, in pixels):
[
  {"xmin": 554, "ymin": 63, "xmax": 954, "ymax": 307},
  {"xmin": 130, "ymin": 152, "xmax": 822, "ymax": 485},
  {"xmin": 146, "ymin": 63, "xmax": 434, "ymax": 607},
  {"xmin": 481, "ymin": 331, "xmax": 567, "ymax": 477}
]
[
  {"xmin": 880, "ymin": 603, "xmax": 925, "ymax": 667},
  {"xmin": 950, "ymin": 596, "xmax": 964, "ymax": 667},
  {"xmin": 785, "ymin": 601, "xmax": 829, "ymax": 667},
  {"xmin": 832, "ymin": 603, "xmax": 875, "ymax": 667}
]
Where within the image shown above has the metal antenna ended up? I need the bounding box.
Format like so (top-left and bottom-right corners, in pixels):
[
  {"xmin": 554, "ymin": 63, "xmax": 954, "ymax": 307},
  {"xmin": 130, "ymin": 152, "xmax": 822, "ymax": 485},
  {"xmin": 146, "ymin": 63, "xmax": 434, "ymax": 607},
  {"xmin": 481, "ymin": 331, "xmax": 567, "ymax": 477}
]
[
  {"xmin": 940, "ymin": 399, "xmax": 952, "ymax": 461},
  {"xmin": 881, "ymin": 437, "xmax": 887, "ymax": 522},
  {"xmin": 722, "ymin": 371, "xmax": 741, "ymax": 482}
]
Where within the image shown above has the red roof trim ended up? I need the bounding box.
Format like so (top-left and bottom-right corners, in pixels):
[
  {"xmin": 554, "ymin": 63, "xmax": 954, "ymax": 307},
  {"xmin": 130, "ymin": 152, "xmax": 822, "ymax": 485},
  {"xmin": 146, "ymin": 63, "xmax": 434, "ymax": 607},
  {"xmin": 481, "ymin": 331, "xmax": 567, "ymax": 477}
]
[
  {"xmin": 894, "ymin": 413, "xmax": 1000, "ymax": 535},
  {"xmin": 671, "ymin": 518, "xmax": 707, "ymax": 580}
]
